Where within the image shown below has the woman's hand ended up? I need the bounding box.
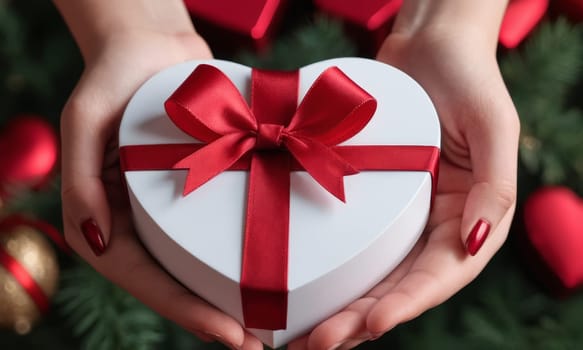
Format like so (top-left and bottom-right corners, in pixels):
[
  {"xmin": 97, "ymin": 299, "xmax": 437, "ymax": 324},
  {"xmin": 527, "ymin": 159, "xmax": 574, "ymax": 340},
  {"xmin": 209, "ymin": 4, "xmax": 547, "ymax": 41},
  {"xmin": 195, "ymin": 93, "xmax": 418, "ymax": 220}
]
[
  {"xmin": 59, "ymin": 28, "xmax": 262, "ymax": 350},
  {"xmin": 288, "ymin": 6, "xmax": 519, "ymax": 350}
]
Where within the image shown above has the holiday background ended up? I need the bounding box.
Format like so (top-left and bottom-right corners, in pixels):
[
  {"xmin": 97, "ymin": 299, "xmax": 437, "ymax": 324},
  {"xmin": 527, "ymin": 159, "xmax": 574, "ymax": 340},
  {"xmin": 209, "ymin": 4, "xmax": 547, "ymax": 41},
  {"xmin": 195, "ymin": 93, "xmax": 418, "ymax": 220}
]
[{"xmin": 1, "ymin": 1, "xmax": 583, "ymax": 349}]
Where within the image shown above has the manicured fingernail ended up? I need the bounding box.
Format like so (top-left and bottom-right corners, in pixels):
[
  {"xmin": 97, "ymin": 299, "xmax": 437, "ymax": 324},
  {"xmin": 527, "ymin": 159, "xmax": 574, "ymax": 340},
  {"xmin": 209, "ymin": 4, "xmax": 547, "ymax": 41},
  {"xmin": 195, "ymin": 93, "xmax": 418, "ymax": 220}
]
[
  {"xmin": 465, "ymin": 218, "xmax": 491, "ymax": 256},
  {"xmin": 81, "ymin": 219, "xmax": 106, "ymax": 256},
  {"xmin": 202, "ymin": 332, "xmax": 240, "ymax": 350}
]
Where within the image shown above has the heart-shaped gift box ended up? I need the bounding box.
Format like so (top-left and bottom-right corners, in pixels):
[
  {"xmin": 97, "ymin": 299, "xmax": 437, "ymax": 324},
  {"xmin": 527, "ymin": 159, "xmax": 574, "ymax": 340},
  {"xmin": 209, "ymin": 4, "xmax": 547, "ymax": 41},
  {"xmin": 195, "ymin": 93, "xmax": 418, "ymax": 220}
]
[{"xmin": 119, "ymin": 58, "xmax": 440, "ymax": 347}]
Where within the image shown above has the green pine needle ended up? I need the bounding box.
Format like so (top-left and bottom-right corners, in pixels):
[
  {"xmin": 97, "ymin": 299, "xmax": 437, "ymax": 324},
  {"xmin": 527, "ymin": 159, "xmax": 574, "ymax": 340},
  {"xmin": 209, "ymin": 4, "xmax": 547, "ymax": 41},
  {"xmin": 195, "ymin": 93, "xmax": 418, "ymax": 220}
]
[
  {"xmin": 502, "ymin": 18, "xmax": 583, "ymax": 193},
  {"xmin": 56, "ymin": 261, "xmax": 164, "ymax": 350}
]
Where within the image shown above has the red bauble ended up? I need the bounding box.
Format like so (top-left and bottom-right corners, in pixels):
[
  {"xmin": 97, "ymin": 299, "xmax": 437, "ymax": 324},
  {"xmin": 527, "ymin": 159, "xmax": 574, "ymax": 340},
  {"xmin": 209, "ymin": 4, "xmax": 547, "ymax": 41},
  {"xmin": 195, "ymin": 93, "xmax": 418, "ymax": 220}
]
[
  {"xmin": 499, "ymin": 0, "xmax": 549, "ymax": 48},
  {"xmin": 315, "ymin": 0, "xmax": 403, "ymax": 54},
  {"xmin": 0, "ymin": 115, "xmax": 58, "ymax": 198},
  {"xmin": 523, "ymin": 186, "xmax": 583, "ymax": 291},
  {"xmin": 183, "ymin": 0, "xmax": 288, "ymax": 51},
  {"xmin": 552, "ymin": 0, "xmax": 583, "ymax": 22}
]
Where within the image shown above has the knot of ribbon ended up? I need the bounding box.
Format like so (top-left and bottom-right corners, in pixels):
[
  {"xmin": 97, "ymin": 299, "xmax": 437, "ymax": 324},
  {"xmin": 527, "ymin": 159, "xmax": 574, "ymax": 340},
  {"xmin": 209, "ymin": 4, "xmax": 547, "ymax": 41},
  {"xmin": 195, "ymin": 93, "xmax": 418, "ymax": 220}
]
[
  {"xmin": 255, "ymin": 123, "xmax": 284, "ymax": 149},
  {"xmin": 164, "ymin": 64, "xmax": 377, "ymax": 201}
]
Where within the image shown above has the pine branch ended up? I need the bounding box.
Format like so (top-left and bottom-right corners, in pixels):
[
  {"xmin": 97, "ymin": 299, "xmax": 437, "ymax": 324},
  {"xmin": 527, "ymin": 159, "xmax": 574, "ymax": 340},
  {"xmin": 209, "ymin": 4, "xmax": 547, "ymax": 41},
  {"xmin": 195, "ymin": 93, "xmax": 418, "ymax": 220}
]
[
  {"xmin": 502, "ymin": 18, "xmax": 583, "ymax": 193},
  {"xmin": 502, "ymin": 18, "xmax": 583, "ymax": 107},
  {"xmin": 235, "ymin": 16, "xmax": 357, "ymax": 70},
  {"xmin": 3, "ymin": 176, "xmax": 62, "ymax": 220},
  {"xmin": 0, "ymin": 4, "xmax": 24, "ymax": 59},
  {"xmin": 56, "ymin": 261, "xmax": 165, "ymax": 350}
]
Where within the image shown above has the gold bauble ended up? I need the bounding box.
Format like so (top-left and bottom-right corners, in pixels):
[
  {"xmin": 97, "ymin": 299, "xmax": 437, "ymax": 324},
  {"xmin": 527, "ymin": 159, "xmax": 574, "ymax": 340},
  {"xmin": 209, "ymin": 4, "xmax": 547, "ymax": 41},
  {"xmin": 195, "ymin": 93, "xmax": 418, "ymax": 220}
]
[{"xmin": 0, "ymin": 225, "xmax": 59, "ymax": 334}]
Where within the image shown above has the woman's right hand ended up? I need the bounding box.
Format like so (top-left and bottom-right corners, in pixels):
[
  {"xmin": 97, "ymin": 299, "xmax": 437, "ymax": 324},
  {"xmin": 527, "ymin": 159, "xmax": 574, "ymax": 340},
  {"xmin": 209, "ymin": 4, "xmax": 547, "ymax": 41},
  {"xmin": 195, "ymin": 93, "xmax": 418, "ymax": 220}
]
[{"xmin": 60, "ymin": 29, "xmax": 262, "ymax": 350}]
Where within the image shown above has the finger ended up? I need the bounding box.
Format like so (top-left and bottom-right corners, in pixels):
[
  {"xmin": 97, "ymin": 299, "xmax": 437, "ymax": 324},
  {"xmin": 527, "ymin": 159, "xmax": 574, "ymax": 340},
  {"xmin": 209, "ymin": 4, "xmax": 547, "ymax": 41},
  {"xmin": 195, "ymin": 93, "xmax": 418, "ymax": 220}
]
[
  {"xmin": 367, "ymin": 211, "xmax": 512, "ymax": 336},
  {"xmin": 366, "ymin": 234, "xmax": 427, "ymax": 299},
  {"xmin": 61, "ymin": 96, "xmax": 114, "ymax": 256},
  {"xmin": 192, "ymin": 330, "xmax": 214, "ymax": 343},
  {"xmin": 302, "ymin": 229, "xmax": 427, "ymax": 350},
  {"xmin": 240, "ymin": 332, "xmax": 264, "ymax": 350},
  {"xmin": 425, "ymin": 192, "xmax": 466, "ymax": 233},
  {"xmin": 287, "ymin": 336, "xmax": 309, "ymax": 350},
  {"xmin": 435, "ymin": 161, "xmax": 473, "ymax": 194},
  {"xmin": 307, "ymin": 298, "xmax": 376, "ymax": 350},
  {"xmin": 366, "ymin": 219, "xmax": 467, "ymax": 336},
  {"xmin": 461, "ymin": 94, "xmax": 519, "ymax": 255},
  {"xmin": 63, "ymin": 208, "xmax": 248, "ymax": 350},
  {"xmin": 338, "ymin": 338, "xmax": 369, "ymax": 350}
]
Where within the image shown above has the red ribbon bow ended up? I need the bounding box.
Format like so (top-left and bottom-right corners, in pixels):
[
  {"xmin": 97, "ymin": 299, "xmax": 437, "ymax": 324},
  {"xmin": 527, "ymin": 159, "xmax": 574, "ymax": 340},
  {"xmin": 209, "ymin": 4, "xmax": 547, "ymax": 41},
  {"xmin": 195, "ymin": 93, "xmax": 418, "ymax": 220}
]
[
  {"xmin": 120, "ymin": 63, "xmax": 439, "ymax": 330},
  {"xmin": 165, "ymin": 64, "xmax": 377, "ymax": 201}
]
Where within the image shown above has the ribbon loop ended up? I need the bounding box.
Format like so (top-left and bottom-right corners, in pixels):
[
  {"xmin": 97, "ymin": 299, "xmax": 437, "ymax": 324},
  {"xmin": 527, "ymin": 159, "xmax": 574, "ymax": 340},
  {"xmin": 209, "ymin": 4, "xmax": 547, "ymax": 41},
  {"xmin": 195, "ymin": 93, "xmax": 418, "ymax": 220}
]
[
  {"xmin": 164, "ymin": 64, "xmax": 257, "ymax": 143},
  {"xmin": 287, "ymin": 67, "xmax": 378, "ymax": 145}
]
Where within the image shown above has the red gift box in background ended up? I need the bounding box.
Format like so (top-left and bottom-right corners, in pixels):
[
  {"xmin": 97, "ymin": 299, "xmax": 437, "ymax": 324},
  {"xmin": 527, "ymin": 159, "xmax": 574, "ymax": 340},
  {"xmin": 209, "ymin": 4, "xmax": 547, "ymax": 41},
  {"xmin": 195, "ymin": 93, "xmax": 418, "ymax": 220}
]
[
  {"xmin": 184, "ymin": 0, "xmax": 288, "ymax": 52},
  {"xmin": 314, "ymin": 0, "xmax": 402, "ymax": 54},
  {"xmin": 184, "ymin": 0, "xmax": 573, "ymax": 55},
  {"xmin": 499, "ymin": 0, "xmax": 549, "ymax": 49}
]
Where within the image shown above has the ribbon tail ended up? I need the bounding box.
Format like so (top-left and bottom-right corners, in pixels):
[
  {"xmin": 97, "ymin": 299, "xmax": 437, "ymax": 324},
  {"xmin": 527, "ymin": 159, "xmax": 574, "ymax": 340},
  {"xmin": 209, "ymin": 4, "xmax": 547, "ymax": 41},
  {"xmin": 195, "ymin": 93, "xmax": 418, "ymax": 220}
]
[
  {"xmin": 240, "ymin": 152, "xmax": 290, "ymax": 330},
  {"xmin": 174, "ymin": 133, "xmax": 255, "ymax": 195},
  {"xmin": 285, "ymin": 137, "xmax": 358, "ymax": 202}
]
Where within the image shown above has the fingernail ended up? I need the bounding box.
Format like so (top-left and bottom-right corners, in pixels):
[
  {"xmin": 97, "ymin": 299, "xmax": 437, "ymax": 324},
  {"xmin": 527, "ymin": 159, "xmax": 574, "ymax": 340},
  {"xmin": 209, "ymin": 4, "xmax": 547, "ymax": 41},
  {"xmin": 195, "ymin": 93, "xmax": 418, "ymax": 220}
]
[
  {"xmin": 370, "ymin": 333, "xmax": 383, "ymax": 340},
  {"xmin": 192, "ymin": 330, "xmax": 214, "ymax": 342},
  {"xmin": 327, "ymin": 341, "xmax": 347, "ymax": 350},
  {"xmin": 81, "ymin": 219, "xmax": 106, "ymax": 256},
  {"xmin": 202, "ymin": 332, "xmax": 240, "ymax": 350},
  {"xmin": 465, "ymin": 218, "xmax": 491, "ymax": 256},
  {"xmin": 338, "ymin": 337, "xmax": 371, "ymax": 350}
]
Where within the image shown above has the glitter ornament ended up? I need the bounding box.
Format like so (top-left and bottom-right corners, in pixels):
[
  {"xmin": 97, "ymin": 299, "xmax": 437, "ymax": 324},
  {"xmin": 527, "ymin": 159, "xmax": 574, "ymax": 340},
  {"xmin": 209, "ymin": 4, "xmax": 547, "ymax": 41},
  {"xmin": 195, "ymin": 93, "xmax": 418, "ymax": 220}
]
[{"xmin": 0, "ymin": 224, "xmax": 59, "ymax": 334}]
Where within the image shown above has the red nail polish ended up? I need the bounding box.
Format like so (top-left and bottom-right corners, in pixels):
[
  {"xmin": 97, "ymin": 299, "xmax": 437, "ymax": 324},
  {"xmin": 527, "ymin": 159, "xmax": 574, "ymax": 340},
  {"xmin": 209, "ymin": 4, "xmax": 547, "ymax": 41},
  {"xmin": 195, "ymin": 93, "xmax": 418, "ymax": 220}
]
[
  {"xmin": 465, "ymin": 219, "xmax": 491, "ymax": 256},
  {"xmin": 81, "ymin": 219, "xmax": 106, "ymax": 256}
]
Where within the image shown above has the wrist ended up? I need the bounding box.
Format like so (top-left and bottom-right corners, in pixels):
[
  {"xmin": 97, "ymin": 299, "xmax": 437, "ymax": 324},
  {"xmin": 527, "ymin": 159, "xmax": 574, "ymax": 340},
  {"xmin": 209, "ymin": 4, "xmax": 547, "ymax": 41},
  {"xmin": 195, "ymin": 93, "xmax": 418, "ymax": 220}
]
[
  {"xmin": 391, "ymin": 0, "xmax": 508, "ymax": 52},
  {"xmin": 54, "ymin": 0, "xmax": 197, "ymax": 63}
]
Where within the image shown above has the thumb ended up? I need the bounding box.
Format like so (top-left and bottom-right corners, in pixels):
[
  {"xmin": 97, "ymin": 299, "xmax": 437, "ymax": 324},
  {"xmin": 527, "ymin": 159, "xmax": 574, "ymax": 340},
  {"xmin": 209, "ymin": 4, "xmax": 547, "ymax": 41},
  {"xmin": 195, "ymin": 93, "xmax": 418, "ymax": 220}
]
[
  {"xmin": 60, "ymin": 99, "xmax": 112, "ymax": 258},
  {"xmin": 461, "ymin": 99, "xmax": 519, "ymax": 256}
]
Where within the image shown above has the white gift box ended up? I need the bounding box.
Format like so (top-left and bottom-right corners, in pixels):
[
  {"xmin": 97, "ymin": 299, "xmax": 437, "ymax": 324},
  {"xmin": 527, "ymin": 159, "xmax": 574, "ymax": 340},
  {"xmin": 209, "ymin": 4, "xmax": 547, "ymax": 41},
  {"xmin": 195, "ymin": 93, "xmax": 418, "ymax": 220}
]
[{"xmin": 119, "ymin": 57, "xmax": 440, "ymax": 348}]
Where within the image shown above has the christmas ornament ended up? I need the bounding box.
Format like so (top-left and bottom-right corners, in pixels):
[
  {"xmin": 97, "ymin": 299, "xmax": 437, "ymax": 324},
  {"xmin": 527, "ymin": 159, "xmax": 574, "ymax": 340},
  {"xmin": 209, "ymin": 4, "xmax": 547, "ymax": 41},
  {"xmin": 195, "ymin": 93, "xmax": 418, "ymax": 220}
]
[
  {"xmin": 499, "ymin": 0, "xmax": 549, "ymax": 48},
  {"xmin": 0, "ymin": 115, "xmax": 58, "ymax": 199},
  {"xmin": 523, "ymin": 186, "xmax": 583, "ymax": 292},
  {"xmin": 0, "ymin": 216, "xmax": 61, "ymax": 334},
  {"xmin": 314, "ymin": 0, "xmax": 402, "ymax": 53},
  {"xmin": 552, "ymin": 0, "xmax": 583, "ymax": 22},
  {"xmin": 183, "ymin": 0, "xmax": 288, "ymax": 51}
]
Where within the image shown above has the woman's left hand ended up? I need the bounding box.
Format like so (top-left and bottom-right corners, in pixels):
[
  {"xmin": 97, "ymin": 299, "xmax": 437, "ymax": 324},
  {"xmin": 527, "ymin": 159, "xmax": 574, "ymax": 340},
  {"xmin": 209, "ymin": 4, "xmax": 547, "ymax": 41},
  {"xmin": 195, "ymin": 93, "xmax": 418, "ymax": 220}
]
[{"xmin": 288, "ymin": 24, "xmax": 519, "ymax": 350}]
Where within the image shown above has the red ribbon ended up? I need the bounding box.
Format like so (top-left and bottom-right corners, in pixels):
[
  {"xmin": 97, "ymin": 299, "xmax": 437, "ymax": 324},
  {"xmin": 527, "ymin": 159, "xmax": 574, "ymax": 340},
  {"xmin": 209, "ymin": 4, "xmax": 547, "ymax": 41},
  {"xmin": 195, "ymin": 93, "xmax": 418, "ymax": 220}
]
[
  {"xmin": 0, "ymin": 215, "xmax": 69, "ymax": 314},
  {"xmin": 120, "ymin": 64, "xmax": 439, "ymax": 329}
]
